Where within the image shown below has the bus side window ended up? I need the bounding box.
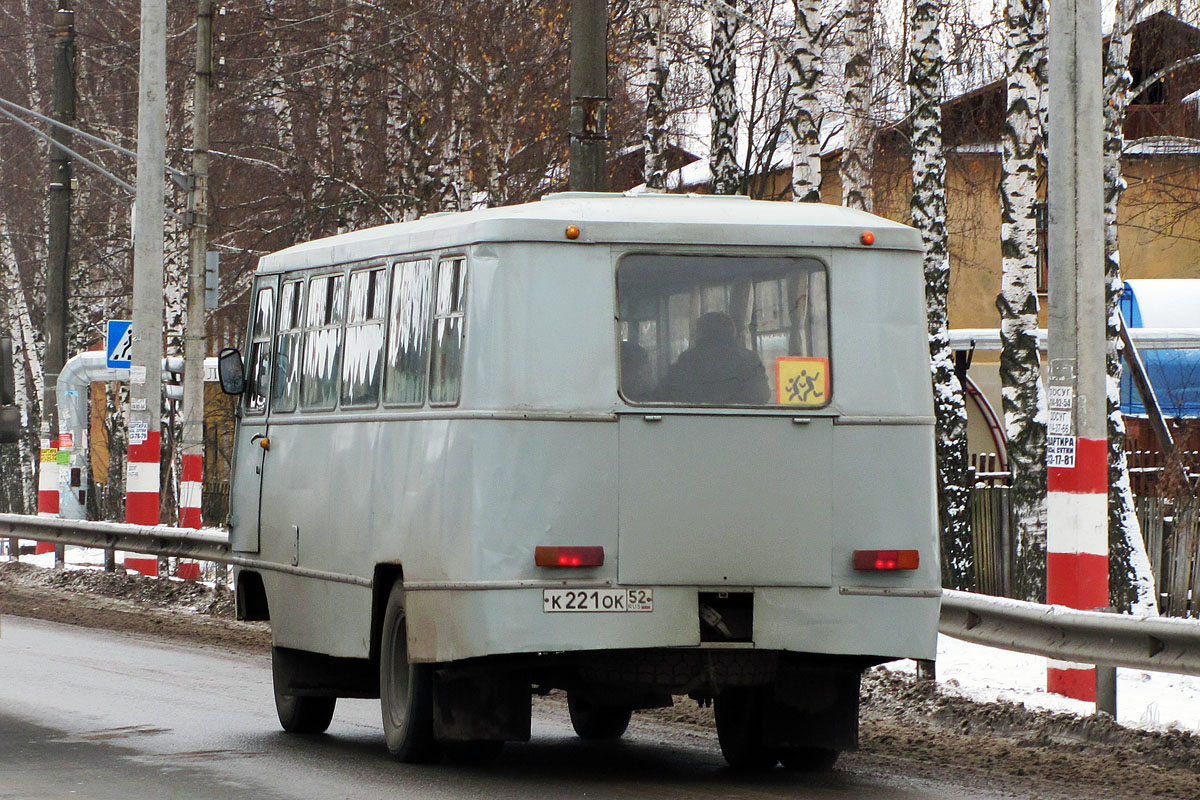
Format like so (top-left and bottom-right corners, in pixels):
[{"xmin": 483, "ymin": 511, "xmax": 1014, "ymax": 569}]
[
  {"xmin": 430, "ymin": 258, "xmax": 466, "ymax": 406},
  {"xmin": 300, "ymin": 272, "xmax": 346, "ymax": 411},
  {"xmin": 272, "ymin": 278, "xmax": 305, "ymax": 413},
  {"xmin": 245, "ymin": 285, "xmax": 275, "ymax": 415},
  {"xmin": 383, "ymin": 259, "xmax": 433, "ymax": 406},
  {"xmin": 342, "ymin": 267, "xmax": 387, "ymax": 407}
]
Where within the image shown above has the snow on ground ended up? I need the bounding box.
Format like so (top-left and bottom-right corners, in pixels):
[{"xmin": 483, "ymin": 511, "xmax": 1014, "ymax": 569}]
[{"xmin": 891, "ymin": 634, "xmax": 1200, "ymax": 736}]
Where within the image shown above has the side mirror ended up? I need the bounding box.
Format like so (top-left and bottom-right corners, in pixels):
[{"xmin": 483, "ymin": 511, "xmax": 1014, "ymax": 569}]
[{"xmin": 218, "ymin": 347, "xmax": 246, "ymax": 395}]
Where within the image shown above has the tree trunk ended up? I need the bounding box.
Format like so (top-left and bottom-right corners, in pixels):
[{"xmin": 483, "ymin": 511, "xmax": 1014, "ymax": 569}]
[
  {"xmin": 708, "ymin": 0, "xmax": 742, "ymax": 195},
  {"xmin": 840, "ymin": 0, "xmax": 874, "ymax": 211},
  {"xmin": 783, "ymin": 0, "xmax": 823, "ymax": 202},
  {"xmin": 1, "ymin": 215, "xmax": 37, "ymax": 512},
  {"xmin": 910, "ymin": 0, "xmax": 973, "ymax": 589},
  {"xmin": 1103, "ymin": 0, "xmax": 1157, "ymax": 614},
  {"xmin": 640, "ymin": 0, "xmax": 670, "ymax": 191},
  {"xmin": 998, "ymin": 0, "xmax": 1048, "ymax": 601}
]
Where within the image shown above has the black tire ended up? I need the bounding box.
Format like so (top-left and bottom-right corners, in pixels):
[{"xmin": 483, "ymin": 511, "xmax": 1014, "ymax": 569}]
[
  {"xmin": 567, "ymin": 692, "xmax": 632, "ymax": 740},
  {"xmin": 779, "ymin": 746, "xmax": 838, "ymax": 772},
  {"xmin": 714, "ymin": 687, "xmax": 778, "ymax": 769},
  {"xmin": 380, "ymin": 582, "xmax": 441, "ymax": 763},
  {"xmin": 272, "ymin": 649, "xmax": 336, "ymax": 734}
]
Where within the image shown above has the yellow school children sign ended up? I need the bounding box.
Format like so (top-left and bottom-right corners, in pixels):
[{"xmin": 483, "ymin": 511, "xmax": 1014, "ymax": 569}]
[{"xmin": 775, "ymin": 357, "xmax": 829, "ymax": 406}]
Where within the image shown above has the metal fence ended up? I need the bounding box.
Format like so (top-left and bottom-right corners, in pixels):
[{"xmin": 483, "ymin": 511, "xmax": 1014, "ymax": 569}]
[{"xmin": 202, "ymin": 481, "xmax": 230, "ymax": 527}]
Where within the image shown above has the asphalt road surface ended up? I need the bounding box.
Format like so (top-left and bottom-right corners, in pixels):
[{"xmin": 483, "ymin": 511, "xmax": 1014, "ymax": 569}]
[{"xmin": 0, "ymin": 615, "xmax": 1100, "ymax": 799}]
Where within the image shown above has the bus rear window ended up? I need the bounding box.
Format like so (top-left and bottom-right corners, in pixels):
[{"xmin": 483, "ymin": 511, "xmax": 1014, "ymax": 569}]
[{"xmin": 617, "ymin": 254, "xmax": 830, "ymax": 407}]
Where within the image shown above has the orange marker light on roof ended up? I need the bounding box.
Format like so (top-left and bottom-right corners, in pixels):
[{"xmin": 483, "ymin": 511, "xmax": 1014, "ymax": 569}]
[
  {"xmin": 565, "ymin": 225, "xmax": 581, "ymax": 240},
  {"xmin": 861, "ymin": 231, "xmax": 875, "ymax": 246}
]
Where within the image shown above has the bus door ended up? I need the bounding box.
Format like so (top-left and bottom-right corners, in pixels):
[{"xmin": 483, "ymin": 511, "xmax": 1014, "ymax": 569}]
[
  {"xmin": 614, "ymin": 253, "xmax": 834, "ymax": 588},
  {"xmin": 229, "ymin": 274, "xmax": 279, "ymax": 553}
]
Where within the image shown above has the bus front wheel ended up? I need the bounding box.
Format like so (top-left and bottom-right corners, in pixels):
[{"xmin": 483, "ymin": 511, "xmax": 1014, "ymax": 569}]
[{"xmin": 380, "ymin": 582, "xmax": 441, "ymax": 763}]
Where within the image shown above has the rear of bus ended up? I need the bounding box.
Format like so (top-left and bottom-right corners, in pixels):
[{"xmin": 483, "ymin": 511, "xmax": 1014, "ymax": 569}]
[{"xmin": 580, "ymin": 236, "xmax": 941, "ymax": 766}]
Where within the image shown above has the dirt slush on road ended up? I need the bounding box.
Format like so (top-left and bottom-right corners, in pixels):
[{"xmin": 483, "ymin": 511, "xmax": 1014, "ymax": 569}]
[{"xmin": 2, "ymin": 559, "xmax": 1199, "ymax": 799}]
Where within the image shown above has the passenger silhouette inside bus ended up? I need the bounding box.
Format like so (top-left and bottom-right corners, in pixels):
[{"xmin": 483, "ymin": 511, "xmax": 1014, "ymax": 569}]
[
  {"xmin": 664, "ymin": 311, "xmax": 769, "ymax": 405},
  {"xmin": 620, "ymin": 340, "xmax": 654, "ymax": 402}
]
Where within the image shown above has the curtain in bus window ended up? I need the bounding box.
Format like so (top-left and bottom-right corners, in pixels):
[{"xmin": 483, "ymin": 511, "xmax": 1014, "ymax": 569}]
[
  {"xmin": 616, "ymin": 255, "xmax": 830, "ymax": 407},
  {"xmin": 272, "ymin": 279, "xmax": 304, "ymax": 413},
  {"xmin": 342, "ymin": 268, "xmax": 386, "ymax": 406},
  {"xmin": 384, "ymin": 259, "xmax": 433, "ymax": 405},
  {"xmin": 301, "ymin": 274, "xmax": 346, "ymax": 410},
  {"xmin": 246, "ymin": 285, "xmax": 275, "ymax": 415},
  {"xmin": 430, "ymin": 258, "xmax": 466, "ymax": 405}
]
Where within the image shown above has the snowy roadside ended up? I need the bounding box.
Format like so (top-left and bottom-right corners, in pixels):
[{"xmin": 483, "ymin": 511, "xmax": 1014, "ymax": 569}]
[{"xmin": 891, "ymin": 634, "xmax": 1200, "ymax": 736}]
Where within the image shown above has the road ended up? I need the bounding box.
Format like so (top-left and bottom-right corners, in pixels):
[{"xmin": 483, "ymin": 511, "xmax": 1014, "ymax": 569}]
[{"xmin": 0, "ymin": 615, "xmax": 1096, "ymax": 799}]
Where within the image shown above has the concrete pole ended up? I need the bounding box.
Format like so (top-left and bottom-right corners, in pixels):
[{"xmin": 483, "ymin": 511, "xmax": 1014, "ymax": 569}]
[
  {"xmin": 568, "ymin": 0, "xmax": 608, "ymax": 191},
  {"xmin": 181, "ymin": 0, "xmax": 211, "ymax": 522},
  {"xmin": 126, "ymin": 0, "xmax": 167, "ymax": 549},
  {"xmin": 39, "ymin": 8, "xmax": 75, "ymax": 567},
  {"xmin": 1045, "ymin": 0, "xmax": 1108, "ymax": 702},
  {"xmin": 182, "ymin": 0, "xmax": 215, "ymax": 583}
]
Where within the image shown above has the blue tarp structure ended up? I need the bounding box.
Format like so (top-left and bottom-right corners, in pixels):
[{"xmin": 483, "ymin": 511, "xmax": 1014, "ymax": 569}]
[{"xmin": 1120, "ymin": 280, "xmax": 1200, "ymax": 417}]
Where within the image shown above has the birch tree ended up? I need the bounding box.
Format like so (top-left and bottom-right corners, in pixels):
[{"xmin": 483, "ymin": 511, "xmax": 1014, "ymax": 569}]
[
  {"xmin": 840, "ymin": 0, "xmax": 874, "ymax": 211},
  {"xmin": 709, "ymin": 0, "xmax": 744, "ymax": 194},
  {"xmin": 997, "ymin": 0, "xmax": 1048, "ymax": 601},
  {"xmin": 639, "ymin": 0, "xmax": 671, "ymax": 190},
  {"xmin": 783, "ymin": 0, "xmax": 823, "ymax": 201},
  {"xmin": 1103, "ymin": 0, "xmax": 1158, "ymax": 614},
  {"xmin": 910, "ymin": 0, "xmax": 973, "ymax": 589}
]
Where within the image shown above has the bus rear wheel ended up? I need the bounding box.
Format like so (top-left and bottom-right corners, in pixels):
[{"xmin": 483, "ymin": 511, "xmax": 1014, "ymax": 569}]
[
  {"xmin": 272, "ymin": 649, "xmax": 336, "ymax": 734},
  {"xmin": 567, "ymin": 692, "xmax": 632, "ymax": 740},
  {"xmin": 714, "ymin": 686, "xmax": 779, "ymax": 769},
  {"xmin": 380, "ymin": 582, "xmax": 441, "ymax": 763}
]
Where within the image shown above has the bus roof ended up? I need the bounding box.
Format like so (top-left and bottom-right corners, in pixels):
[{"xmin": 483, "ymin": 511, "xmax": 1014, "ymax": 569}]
[{"xmin": 255, "ymin": 192, "xmax": 923, "ymax": 274}]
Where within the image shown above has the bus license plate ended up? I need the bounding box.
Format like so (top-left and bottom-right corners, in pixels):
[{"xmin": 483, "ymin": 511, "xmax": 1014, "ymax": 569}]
[{"xmin": 543, "ymin": 588, "xmax": 653, "ymax": 613}]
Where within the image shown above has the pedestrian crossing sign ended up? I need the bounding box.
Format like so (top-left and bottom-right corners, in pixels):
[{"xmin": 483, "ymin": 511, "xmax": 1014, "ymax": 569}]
[
  {"xmin": 775, "ymin": 357, "xmax": 829, "ymax": 406},
  {"xmin": 106, "ymin": 320, "xmax": 133, "ymax": 369}
]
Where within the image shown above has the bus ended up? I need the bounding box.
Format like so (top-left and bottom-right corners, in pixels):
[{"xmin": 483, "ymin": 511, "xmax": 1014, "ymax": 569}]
[{"xmin": 217, "ymin": 192, "xmax": 941, "ymax": 769}]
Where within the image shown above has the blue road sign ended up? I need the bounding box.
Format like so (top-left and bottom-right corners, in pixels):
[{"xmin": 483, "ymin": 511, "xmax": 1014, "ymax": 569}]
[{"xmin": 106, "ymin": 320, "xmax": 133, "ymax": 369}]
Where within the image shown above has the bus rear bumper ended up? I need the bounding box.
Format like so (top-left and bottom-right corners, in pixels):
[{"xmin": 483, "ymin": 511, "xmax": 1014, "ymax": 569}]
[{"xmin": 404, "ymin": 583, "xmax": 939, "ymax": 665}]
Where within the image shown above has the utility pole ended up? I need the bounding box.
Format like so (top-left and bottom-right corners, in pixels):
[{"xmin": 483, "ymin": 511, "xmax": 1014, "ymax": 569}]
[
  {"xmin": 181, "ymin": 0, "xmax": 212, "ymax": 529},
  {"xmin": 39, "ymin": 7, "xmax": 75, "ymax": 568},
  {"xmin": 568, "ymin": 0, "xmax": 608, "ymax": 191},
  {"xmin": 126, "ymin": 0, "xmax": 167, "ymax": 545},
  {"xmin": 1045, "ymin": 0, "xmax": 1107, "ymax": 701}
]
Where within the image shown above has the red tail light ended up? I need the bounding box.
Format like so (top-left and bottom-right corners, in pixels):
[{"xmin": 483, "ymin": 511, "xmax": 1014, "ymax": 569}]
[
  {"xmin": 853, "ymin": 549, "xmax": 919, "ymax": 571},
  {"xmin": 535, "ymin": 546, "xmax": 604, "ymax": 568}
]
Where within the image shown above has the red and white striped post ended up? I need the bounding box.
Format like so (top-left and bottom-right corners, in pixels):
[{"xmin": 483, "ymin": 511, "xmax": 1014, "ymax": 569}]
[
  {"xmin": 37, "ymin": 432, "xmax": 60, "ymax": 558},
  {"xmin": 37, "ymin": 435, "xmax": 59, "ymax": 518},
  {"xmin": 179, "ymin": 453, "xmax": 203, "ymax": 528},
  {"xmin": 1045, "ymin": 0, "xmax": 1107, "ymax": 702},
  {"xmin": 1045, "ymin": 438, "xmax": 1108, "ymax": 700},
  {"xmin": 123, "ymin": 429, "xmax": 161, "ymax": 577}
]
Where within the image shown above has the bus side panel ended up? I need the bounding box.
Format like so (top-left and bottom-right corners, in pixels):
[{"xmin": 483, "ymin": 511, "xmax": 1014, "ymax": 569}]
[{"xmin": 264, "ymin": 573, "xmax": 374, "ymax": 657}]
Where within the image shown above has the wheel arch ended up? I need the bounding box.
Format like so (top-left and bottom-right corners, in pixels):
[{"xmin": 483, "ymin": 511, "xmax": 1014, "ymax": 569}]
[
  {"xmin": 236, "ymin": 570, "xmax": 270, "ymax": 621},
  {"xmin": 370, "ymin": 563, "xmax": 405, "ymax": 663}
]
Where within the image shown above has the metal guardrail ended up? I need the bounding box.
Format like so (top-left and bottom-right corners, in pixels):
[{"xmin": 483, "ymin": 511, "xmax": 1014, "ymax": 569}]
[
  {"xmin": 941, "ymin": 589, "xmax": 1200, "ymax": 677},
  {"xmin": 6, "ymin": 514, "xmax": 1200, "ymax": 677},
  {"xmin": 0, "ymin": 513, "xmax": 368, "ymax": 586}
]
